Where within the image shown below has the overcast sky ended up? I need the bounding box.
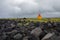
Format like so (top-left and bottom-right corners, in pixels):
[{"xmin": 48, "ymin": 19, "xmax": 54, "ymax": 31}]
[{"xmin": 0, "ymin": 0, "xmax": 60, "ymax": 18}]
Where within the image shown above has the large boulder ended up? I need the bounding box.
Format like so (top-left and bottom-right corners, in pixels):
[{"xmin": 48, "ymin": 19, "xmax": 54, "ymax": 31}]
[
  {"xmin": 31, "ymin": 27, "xmax": 42, "ymax": 37},
  {"xmin": 41, "ymin": 32, "xmax": 55, "ymax": 40}
]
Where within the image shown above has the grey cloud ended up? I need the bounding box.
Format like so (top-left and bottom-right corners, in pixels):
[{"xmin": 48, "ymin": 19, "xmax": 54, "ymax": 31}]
[{"xmin": 0, "ymin": 0, "xmax": 60, "ymax": 18}]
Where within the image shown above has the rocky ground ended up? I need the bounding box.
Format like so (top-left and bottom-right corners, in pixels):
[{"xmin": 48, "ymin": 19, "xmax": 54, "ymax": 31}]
[{"xmin": 0, "ymin": 19, "xmax": 60, "ymax": 40}]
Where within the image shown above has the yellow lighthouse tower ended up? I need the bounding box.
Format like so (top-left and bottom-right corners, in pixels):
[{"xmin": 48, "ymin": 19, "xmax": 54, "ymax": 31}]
[{"xmin": 37, "ymin": 14, "xmax": 42, "ymax": 20}]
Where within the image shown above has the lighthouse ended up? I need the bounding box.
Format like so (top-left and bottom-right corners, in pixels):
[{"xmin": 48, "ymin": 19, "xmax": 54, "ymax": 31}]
[{"xmin": 37, "ymin": 14, "xmax": 42, "ymax": 20}]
